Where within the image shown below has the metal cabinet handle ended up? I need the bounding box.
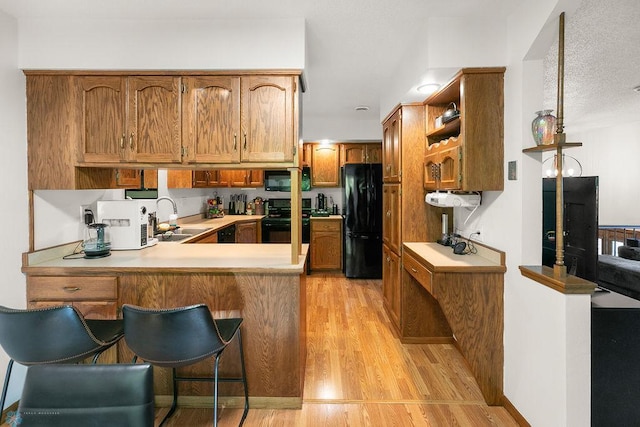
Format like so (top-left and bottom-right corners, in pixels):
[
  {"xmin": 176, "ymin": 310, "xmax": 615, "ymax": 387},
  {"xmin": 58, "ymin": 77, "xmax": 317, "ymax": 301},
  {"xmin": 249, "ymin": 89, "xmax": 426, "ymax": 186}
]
[
  {"xmin": 63, "ymin": 286, "xmax": 81, "ymax": 293},
  {"xmin": 234, "ymin": 133, "xmax": 237, "ymax": 151},
  {"xmin": 120, "ymin": 134, "xmax": 125, "ymax": 149},
  {"xmin": 129, "ymin": 132, "xmax": 134, "ymax": 149},
  {"xmin": 386, "ymin": 256, "xmax": 390, "ymax": 262},
  {"xmin": 411, "ymin": 267, "xmax": 418, "ymax": 273},
  {"xmin": 386, "ymin": 210, "xmax": 391, "ymax": 217},
  {"xmin": 243, "ymin": 133, "xmax": 247, "ymax": 150}
]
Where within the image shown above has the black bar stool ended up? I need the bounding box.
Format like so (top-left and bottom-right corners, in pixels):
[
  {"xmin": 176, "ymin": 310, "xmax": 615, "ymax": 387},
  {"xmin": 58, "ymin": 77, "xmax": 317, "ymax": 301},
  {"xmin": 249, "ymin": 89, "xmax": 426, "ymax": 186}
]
[
  {"xmin": 0, "ymin": 305, "xmax": 124, "ymax": 414},
  {"xmin": 18, "ymin": 363, "xmax": 154, "ymax": 426},
  {"xmin": 122, "ymin": 303, "xmax": 249, "ymax": 426}
]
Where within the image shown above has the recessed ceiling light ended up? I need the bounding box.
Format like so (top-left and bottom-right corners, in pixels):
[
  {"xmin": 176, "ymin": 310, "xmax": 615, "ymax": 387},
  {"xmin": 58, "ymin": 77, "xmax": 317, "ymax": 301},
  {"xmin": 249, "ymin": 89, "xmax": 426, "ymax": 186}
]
[
  {"xmin": 355, "ymin": 105, "xmax": 370, "ymax": 111},
  {"xmin": 634, "ymin": 85, "xmax": 640, "ymax": 92},
  {"xmin": 417, "ymin": 83, "xmax": 440, "ymax": 95}
]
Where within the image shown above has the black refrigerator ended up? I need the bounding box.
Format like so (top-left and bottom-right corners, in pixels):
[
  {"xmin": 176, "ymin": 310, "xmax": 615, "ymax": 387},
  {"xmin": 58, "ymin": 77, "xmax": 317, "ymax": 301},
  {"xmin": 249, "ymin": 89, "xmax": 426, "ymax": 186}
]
[{"xmin": 342, "ymin": 163, "xmax": 383, "ymax": 278}]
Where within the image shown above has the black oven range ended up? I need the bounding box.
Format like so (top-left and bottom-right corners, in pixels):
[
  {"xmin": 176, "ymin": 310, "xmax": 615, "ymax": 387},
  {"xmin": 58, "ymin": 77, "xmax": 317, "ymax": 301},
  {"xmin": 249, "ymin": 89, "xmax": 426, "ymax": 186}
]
[{"xmin": 261, "ymin": 198, "xmax": 311, "ymax": 244}]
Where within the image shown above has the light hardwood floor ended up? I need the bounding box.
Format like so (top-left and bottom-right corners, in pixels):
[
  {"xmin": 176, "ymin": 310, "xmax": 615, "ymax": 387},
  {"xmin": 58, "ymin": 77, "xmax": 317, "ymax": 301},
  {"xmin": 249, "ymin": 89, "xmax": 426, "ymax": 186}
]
[
  {"xmin": 2, "ymin": 273, "xmax": 520, "ymax": 426},
  {"xmin": 156, "ymin": 272, "xmax": 519, "ymax": 426}
]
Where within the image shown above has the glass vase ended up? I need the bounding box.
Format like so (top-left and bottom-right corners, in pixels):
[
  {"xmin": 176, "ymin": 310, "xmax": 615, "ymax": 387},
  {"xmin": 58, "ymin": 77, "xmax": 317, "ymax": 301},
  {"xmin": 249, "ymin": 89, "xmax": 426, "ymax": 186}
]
[{"xmin": 531, "ymin": 110, "xmax": 556, "ymax": 146}]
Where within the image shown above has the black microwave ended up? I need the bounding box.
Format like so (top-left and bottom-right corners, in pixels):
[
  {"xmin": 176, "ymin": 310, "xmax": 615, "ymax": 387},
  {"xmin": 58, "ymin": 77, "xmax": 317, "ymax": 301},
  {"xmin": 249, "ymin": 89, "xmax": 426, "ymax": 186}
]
[{"xmin": 264, "ymin": 167, "xmax": 311, "ymax": 192}]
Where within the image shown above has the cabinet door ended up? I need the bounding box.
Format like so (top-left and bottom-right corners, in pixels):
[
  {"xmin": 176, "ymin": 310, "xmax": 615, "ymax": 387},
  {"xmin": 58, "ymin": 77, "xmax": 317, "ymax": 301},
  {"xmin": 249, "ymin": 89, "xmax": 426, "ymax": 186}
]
[
  {"xmin": 241, "ymin": 75, "xmax": 294, "ymax": 163},
  {"xmin": 182, "ymin": 76, "xmax": 241, "ymax": 164},
  {"xmin": 383, "ymin": 183, "xmax": 401, "ymax": 254},
  {"xmin": 127, "ymin": 76, "xmax": 182, "ymax": 163},
  {"xmin": 78, "ymin": 76, "xmax": 127, "ymax": 163},
  {"xmin": 438, "ymin": 145, "xmax": 461, "ymax": 190},
  {"xmin": 167, "ymin": 170, "xmax": 194, "ymax": 188},
  {"xmin": 311, "ymin": 220, "xmax": 342, "ymax": 270},
  {"xmin": 114, "ymin": 169, "xmax": 142, "ymax": 188},
  {"xmin": 382, "ymin": 109, "xmax": 401, "ymax": 182},
  {"xmin": 236, "ymin": 222, "xmax": 258, "ymax": 243},
  {"xmin": 301, "ymin": 143, "xmax": 313, "ymax": 166},
  {"xmin": 311, "ymin": 144, "xmax": 340, "ymax": 187},
  {"xmin": 192, "ymin": 170, "xmax": 213, "ymax": 187},
  {"xmin": 228, "ymin": 170, "xmax": 249, "ymax": 187},
  {"xmin": 382, "ymin": 244, "xmax": 401, "ymax": 329},
  {"xmin": 246, "ymin": 170, "xmax": 264, "ymax": 187},
  {"xmin": 341, "ymin": 144, "xmax": 366, "ymax": 165},
  {"xmin": 366, "ymin": 144, "xmax": 382, "ymax": 163},
  {"xmin": 423, "ymin": 151, "xmax": 439, "ymax": 190}
]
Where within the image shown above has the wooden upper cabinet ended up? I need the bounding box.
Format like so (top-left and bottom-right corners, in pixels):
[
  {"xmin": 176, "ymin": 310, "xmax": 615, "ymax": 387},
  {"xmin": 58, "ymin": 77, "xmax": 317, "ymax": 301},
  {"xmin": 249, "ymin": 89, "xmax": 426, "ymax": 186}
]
[
  {"xmin": 78, "ymin": 76, "xmax": 182, "ymax": 164},
  {"xmin": 182, "ymin": 76, "xmax": 241, "ymax": 164},
  {"xmin": 127, "ymin": 77, "xmax": 182, "ymax": 163},
  {"xmin": 241, "ymin": 75, "xmax": 295, "ymax": 163},
  {"xmin": 341, "ymin": 143, "xmax": 382, "ymax": 165},
  {"xmin": 78, "ymin": 76, "xmax": 126, "ymax": 163},
  {"xmin": 114, "ymin": 169, "xmax": 158, "ymax": 189},
  {"xmin": 310, "ymin": 143, "xmax": 340, "ymax": 187},
  {"xmin": 382, "ymin": 110, "xmax": 401, "ymax": 182},
  {"xmin": 423, "ymin": 67, "xmax": 505, "ymax": 191}
]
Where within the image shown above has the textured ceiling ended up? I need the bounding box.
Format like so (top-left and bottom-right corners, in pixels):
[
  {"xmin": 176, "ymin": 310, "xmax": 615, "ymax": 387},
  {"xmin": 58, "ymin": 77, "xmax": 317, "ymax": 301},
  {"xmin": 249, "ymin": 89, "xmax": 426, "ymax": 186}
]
[{"xmin": 544, "ymin": 0, "xmax": 640, "ymax": 130}]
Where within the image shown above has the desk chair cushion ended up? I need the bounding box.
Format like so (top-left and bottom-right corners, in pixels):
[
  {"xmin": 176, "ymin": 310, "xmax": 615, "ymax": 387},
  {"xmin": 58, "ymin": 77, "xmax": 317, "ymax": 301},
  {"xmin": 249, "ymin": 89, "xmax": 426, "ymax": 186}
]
[{"xmin": 18, "ymin": 363, "xmax": 154, "ymax": 427}]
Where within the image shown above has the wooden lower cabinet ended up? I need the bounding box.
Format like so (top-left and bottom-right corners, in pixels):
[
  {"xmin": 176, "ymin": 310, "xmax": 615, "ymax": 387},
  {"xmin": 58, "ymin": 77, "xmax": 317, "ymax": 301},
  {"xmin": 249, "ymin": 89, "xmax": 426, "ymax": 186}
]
[
  {"xmin": 236, "ymin": 221, "xmax": 259, "ymax": 243},
  {"xmin": 382, "ymin": 244, "xmax": 401, "ymax": 329},
  {"xmin": 400, "ymin": 251, "xmax": 452, "ymax": 342},
  {"xmin": 310, "ymin": 218, "xmax": 342, "ymax": 270},
  {"xmin": 26, "ymin": 275, "xmax": 119, "ymax": 363}
]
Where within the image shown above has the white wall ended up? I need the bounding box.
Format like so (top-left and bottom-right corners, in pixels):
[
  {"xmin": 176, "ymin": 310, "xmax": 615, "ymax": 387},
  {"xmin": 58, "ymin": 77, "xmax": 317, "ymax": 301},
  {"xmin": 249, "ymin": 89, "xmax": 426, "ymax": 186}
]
[
  {"xmin": 557, "ymin": 121, "xmax": 640, "ymax": 225},
  {"xmin": 378, "ymin": 0, "xmax": 593, "ymax": 425},
  {"xmin": 0, "ymin": 9, "xmax": 28, "ymax": 411}
]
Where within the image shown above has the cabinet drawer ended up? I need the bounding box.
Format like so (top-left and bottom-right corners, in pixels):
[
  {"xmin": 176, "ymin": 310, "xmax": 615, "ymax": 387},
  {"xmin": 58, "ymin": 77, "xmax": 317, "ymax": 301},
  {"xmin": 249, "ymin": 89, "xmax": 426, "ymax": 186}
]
[
  {"xmin": 27, "ymin": 276, "xmax": 117, "ymax": 301},
  {"xmin": 311, "ymin": 219, "xmax": 341, "ymax": 232},
  {"xmin": 403, "ymin": 252, "xmax": 433, "ymax": 295}
]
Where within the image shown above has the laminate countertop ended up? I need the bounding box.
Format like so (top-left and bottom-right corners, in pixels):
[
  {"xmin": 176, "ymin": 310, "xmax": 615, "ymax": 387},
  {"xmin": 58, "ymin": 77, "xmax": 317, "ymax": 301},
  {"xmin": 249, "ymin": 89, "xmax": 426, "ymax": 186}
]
[
  {"xmin": 23, "ymin": 215, "xmax": 308, "ymax": 274},
  {"xmin": 403, "ymin": 242, "xmax": 506, "ymax": 273}
]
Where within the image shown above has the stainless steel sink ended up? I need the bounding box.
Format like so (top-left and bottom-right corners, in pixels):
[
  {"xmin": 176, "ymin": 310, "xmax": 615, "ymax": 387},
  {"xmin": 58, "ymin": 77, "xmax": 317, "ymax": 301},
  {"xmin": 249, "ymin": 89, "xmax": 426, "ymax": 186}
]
[
  {"xmin": 156, "ymin": 233, "xmax": 194, "ymax": 242},
  {"xmin": 176, "ymin": 227, "xmax": 211, "ymax": 235}
]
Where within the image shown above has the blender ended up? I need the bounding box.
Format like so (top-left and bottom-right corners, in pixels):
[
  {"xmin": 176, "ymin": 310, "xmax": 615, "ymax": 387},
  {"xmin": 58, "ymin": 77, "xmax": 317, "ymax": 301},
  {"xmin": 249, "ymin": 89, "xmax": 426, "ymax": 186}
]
[{"xmin": 83, "ymin": 223, "xmax": 111, "ymax": 258}]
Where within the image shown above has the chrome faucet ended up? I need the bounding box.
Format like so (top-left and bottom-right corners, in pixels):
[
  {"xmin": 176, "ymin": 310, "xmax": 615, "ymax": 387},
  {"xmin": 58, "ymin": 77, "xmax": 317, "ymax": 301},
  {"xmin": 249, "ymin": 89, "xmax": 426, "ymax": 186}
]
[{"xmin": 156, "ymin": 196, "xmax": 178, "ymax": 214}]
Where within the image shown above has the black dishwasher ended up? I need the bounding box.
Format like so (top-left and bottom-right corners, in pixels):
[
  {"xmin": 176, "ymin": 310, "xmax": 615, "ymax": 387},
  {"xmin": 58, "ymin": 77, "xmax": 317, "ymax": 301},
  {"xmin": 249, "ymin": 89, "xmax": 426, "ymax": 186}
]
[{"xmin": 217, "ymin": 225, "xmax": 236, "ymax": 243}]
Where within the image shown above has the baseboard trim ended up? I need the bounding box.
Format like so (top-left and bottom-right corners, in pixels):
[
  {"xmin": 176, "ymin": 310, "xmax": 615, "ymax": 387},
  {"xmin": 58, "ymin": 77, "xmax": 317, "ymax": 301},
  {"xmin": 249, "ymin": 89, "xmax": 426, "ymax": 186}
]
[{"xmin": 501, "ymin": 395, "xmax": 530, "ymax": 427}]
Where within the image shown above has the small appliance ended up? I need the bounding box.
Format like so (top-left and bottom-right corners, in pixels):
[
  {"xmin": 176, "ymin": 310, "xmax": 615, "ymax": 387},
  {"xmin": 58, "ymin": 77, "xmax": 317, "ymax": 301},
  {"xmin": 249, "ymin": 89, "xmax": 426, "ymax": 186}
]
[
  {"xmin": 96, "ymin": 200, "xmax": 158, "ymax": 250},
  {"xmin": 425, "ymin": 192, "xmax": 481, "ymax": 207},
  {"xmin": 83, "ymin": 223, "xmax": 111, "ymax": 258},
  {"xmin": 264, "ymin": 167, "xmax": 311, "ymax": 192},
  {"xmin": 316, "ymin": 193, "xmax": 326, "ymax": 211}
]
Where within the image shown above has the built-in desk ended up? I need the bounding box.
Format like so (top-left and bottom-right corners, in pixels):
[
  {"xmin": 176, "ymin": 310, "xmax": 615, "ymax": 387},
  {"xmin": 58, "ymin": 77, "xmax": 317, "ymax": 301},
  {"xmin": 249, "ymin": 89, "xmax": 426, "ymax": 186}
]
[{"xmin": 402, "ymin": 242, "xmax": 506, "ymax": 406}]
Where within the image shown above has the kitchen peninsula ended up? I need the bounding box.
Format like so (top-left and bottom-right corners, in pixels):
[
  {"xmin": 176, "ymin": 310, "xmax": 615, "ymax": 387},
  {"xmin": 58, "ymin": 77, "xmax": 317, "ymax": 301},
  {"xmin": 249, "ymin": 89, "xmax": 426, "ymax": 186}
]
[{"xmin": 21, "ymin": 217, "xmax": 309, "ymax": 409}]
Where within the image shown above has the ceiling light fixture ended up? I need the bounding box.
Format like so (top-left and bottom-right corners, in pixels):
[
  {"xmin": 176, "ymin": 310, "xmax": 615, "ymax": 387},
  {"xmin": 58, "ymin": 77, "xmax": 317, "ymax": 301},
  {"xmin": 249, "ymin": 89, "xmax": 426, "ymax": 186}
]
[
  {"xmin": 355, "ymin": 105, "xmax": 370, "ymax": 111},
  {"xmin": 634, "ymin": 85, "xmax": 640, "ymax": 92},
  {"xmin": 417, "ymin": 83, "xmax": 440, "ymax": 95}
]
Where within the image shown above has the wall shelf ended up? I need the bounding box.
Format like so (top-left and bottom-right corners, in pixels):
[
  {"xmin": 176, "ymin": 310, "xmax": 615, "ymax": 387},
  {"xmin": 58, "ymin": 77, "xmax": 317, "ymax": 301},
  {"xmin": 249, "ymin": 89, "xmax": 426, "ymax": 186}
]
[{"xmin": 522, "ymin": 142, "xmax": 582, "ymax": 153}]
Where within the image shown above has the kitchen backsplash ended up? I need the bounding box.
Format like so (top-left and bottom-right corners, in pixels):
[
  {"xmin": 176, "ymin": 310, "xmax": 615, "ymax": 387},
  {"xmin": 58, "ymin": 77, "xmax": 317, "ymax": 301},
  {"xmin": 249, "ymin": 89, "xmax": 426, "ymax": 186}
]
[{"xmin": 32, "ymin": 171, "xmax": 343, "ymax": 250}]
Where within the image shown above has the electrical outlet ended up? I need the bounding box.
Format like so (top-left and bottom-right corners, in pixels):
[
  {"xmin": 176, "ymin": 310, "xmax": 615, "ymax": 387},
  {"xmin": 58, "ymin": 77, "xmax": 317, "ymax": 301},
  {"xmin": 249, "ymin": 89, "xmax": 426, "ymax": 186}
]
[{"xmin": 79, "ymin": 205, "xmax": 92, "ymax": 224}]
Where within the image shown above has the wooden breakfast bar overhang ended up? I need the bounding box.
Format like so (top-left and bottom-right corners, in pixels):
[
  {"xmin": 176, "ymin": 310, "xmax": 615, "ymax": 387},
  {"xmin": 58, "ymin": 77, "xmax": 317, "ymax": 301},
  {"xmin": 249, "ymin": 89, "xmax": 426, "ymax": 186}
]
[{"xmin": 22, "ymin": 242, "xmax": 309, "ymax": 409}]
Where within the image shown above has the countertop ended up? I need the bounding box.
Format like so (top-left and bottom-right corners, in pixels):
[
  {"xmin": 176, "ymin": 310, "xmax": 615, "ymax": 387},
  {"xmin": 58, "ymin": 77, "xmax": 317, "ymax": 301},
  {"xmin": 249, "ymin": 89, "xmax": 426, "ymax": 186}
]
[
  {"xmin": 23, "ymin": 215, "xmax": 308, "ymax": 274},
  {"xmin": 403, "ymin": 242, "xmax": 506, "ymax": 273},
  {"xmin": 309, "ymin": 215, "xmax": 343, "ymax": 220}
]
